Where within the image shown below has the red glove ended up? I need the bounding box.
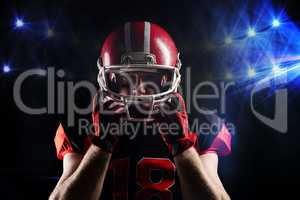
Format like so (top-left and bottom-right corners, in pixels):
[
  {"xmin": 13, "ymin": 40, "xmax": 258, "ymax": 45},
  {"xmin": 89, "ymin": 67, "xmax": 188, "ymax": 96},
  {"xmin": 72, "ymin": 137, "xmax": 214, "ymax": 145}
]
[
  {"xmin": 154, "ymin": 93, "xmax": 197, "ymax": 157},
  {"xmin": 90, "ymin": 94, "xmax": 125, "ymax": 153}
]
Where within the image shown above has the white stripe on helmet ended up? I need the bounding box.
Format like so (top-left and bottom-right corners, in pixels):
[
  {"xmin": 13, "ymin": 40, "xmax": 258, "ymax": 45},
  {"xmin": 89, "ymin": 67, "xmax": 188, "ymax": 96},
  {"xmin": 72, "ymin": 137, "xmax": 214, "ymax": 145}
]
[{"xmin": 144, "ymin": 22, "xmax": 151, "ymax": 53}]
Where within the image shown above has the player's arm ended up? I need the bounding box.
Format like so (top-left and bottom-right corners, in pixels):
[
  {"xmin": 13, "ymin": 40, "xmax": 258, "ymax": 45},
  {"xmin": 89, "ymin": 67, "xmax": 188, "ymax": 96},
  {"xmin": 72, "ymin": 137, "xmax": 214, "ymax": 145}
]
[
  {"xmin": 174, "ymin": 124, "xmax": 232, "ymax": 200},
  {"xmin": 199, "ymin": 153, "xmax": 231, "ymax": 200},
  {"xmin": 49, "ymin": 145, "xmax": 112, "ymax": 200},
  {"xmin": 174, "ymin": 147, "xmax": 229, "ymax": 200},
  {"xmin": 155, "ymin": 93, "xmax": 231, "ymax": 200},
  {"xmin": 50, "ymin": 95, "xmax": 122, "ymax": 200},
  {"xmin": 49, "ymin": 153, "xmax": 83, "ymax": 200},
  {"xmin": 49, "ymin": 123, "xmax": 114, "ymax": 200}
]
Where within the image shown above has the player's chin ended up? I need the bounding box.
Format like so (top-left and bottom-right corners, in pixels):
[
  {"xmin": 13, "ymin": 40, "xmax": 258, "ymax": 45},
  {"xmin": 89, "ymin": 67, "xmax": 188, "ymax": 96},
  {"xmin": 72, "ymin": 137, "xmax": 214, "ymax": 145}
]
[{"xmin": 127, "ymin": 103, "xmax": 153, "ymax": 119}]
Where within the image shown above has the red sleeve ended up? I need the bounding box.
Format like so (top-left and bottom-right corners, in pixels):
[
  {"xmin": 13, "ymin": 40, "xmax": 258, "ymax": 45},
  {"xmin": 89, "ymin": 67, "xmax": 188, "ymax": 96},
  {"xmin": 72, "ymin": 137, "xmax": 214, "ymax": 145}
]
[
  {"xmin": 54, "ymin": 93, "xmax": 97, "ymax": 160},
  {"xmin": 54, "ymin": 124, "xmax": 76, "ymax": 160},
  {"xmin": 196, "ymin": 123, "xmax": 232, "ymax": 156}
]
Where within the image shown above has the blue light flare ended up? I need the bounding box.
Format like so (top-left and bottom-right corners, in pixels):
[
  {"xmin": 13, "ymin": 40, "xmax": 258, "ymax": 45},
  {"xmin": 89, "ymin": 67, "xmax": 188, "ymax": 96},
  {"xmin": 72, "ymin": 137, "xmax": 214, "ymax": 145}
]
[
  {"xmin": 247, "ymin": 28, "xmax": 256, "ymax": 37},
  {"xmin": 3, "ymin": 64, "xmax": 11, "ymax": 73},
  {"xmin": 272, "ymin": 19, "xmax": 281, "ymax": 27},
  {"xmin": 201, "ymin": 0, "xmax": 300, "ymax": 87},
  {"xmin": 248, "ymin": 68, "xmax": 256, "ymax": 77},
  {"xmin": 15, "ymin": 18, "xmax": 24, "ymax": 28}
]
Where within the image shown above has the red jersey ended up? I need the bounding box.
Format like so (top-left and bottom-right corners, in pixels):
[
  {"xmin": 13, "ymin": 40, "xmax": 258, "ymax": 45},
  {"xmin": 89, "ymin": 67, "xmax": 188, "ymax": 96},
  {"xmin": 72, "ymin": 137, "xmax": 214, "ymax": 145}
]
[{"xmin": 54, "ymin": 96, "xmax": 231, "ymax": 200}]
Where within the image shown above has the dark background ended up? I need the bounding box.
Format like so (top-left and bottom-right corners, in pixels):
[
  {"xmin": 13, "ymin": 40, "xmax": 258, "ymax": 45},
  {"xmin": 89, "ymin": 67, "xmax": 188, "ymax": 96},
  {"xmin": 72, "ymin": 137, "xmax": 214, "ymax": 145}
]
[{"xmin": 1, "ymin": 0, "xmax": 300, "ymax": 199}]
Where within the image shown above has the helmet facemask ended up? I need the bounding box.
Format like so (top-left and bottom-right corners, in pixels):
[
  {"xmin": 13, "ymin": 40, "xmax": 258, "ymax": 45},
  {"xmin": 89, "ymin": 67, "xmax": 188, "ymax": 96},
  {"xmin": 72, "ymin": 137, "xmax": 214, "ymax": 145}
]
[{"xmin": 97, "ymin": 53, "xmax": 181, "ymax": 121}]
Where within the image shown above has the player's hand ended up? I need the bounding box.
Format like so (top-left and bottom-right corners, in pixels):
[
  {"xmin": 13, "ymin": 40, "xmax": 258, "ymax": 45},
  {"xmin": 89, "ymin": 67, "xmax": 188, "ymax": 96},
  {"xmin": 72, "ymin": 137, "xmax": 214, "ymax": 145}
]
[
  {"xmin": 90, "ymin": 95, "xmax": 125, "ymax": 153},
  {"xmin": 154, "ymin": 93, "xmax": 197, "ymax": 156}
]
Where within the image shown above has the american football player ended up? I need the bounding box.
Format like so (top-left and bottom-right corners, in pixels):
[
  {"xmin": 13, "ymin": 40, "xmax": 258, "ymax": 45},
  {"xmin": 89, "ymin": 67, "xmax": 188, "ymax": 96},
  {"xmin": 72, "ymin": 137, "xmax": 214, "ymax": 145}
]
[{"xmin": 49, "ymin": 21, "xmax": 231, "ymax": 200}]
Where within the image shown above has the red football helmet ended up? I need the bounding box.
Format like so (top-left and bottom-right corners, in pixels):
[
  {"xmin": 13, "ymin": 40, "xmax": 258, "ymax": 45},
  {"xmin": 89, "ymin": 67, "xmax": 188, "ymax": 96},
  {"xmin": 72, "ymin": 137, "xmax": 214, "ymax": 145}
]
[{"xmin": 97, "ymin": 21, "xmax": 182, "ymax": 120}]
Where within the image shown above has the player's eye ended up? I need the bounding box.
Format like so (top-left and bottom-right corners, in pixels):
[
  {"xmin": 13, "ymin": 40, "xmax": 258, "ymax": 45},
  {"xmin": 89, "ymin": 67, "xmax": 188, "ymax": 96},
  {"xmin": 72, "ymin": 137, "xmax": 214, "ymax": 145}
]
[{"xmin": 119, "ymin": 73, "xmax": 134, "ymax": 86}]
